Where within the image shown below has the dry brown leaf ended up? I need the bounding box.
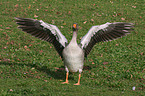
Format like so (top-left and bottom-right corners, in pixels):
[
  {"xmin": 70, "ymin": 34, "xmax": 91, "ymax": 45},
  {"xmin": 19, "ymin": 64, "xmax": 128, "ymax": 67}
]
[
  {"xmin": 11, "ymin": 41, "xmax": 14, "ymax": 45},
  {"xmin": 39, "ymin": 50, "xmax": 43, "ymax": 53},
  {"xmin": 9, "ymin": 89, "xmax": 13, "ymax": 92},
  {"xmin": 140, "ymin": 52, "xmax": 144, "ymax": 55},
  {"xmin": 24, "ymin": 45, "xmax": 27, "ymax": 49},
  {"xmin": 6, "ymin": 27, "xmax": 10, "ymax": 29},
  {"xmin": 29, "ymin": 44, "xmax": 32, "ymax": 47},
  {"xmin": 56, "ymin": 12, "xmax": 60, "ymax": 14},
  {"xmin": 89, "ymin": 59, "xmax": 93, "ymax": 61},
  {"xmin": 91, "ymin": 19, "xmax": 94, "ymax": 22},
  {"xmin": 83, "ymin": 21, "xmax": 87, "ymax": 24},
  {"xmin": 34, "ymin": 15, "xmax": 38, "ymax": 18},
  {"xmin": 28, "ymin": 5, "xmax": 31, "ymax": 9},
  {"xmin": 63, "ymin": 23, "xmax": 66, "ymax": 25},
  {"xmin": 68, "ymin": 11, "xmax": 71, "ymax": 14},
  {"xmin": 117, "ymin": 13, "xmax": 121, "ymax": 16},
  {"xmin": 132, "ymin": 6, "xmax": 136, "ymax": 8},
  {"xmin": 44, "ymin": 80, "xmax": 48, "ymax": 82},
  {"xmin": 121, "ymin": 17, "xmax": 125, "ymax": 21},
  {"xmin": 3, "ymin": 47, "xmax": 7, "ymax": 49},
  {"xmin": 3, "ymin": 58, "xmax": 10, "ymax": 61},
  {"xmin": 15, "ymin": 4, "xmax": 19, "ymax": 8},
  {"xmin": 140, "ymin": 16, "xmax": 142, "ymax": 18},
  {"xmin": 103, "ymin": 62, "xmax": 108, "ymax": 65},
  {"xmin": 116, "ymin": 44, "xmax": 119, "ymax": 46}
]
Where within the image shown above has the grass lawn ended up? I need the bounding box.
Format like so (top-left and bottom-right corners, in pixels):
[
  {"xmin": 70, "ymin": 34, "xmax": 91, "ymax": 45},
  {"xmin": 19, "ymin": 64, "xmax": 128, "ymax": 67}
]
[{"xmin": 0, "ymin": 0, "xmax": 145, "ymax": 95}]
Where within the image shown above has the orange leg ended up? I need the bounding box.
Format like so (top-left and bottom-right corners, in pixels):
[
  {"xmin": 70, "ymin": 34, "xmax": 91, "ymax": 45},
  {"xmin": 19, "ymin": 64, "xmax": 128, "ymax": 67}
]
[
  {"xmin": 62, "ymin": 72, "xmax": 69, "ymax": 84},
  {"xmin": 74, "ymin": 74, "xmax": 81, "ymax": 85}
]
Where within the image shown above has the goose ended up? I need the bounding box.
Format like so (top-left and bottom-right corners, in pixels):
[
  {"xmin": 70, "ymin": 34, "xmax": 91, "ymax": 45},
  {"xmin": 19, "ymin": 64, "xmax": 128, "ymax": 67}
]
[{"xmin": 15, "ymin": 17, "xmax": 134, "ymax": 85}]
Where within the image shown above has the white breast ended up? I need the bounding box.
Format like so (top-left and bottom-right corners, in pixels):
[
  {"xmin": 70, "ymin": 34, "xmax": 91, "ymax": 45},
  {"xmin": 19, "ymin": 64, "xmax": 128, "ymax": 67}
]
[{"xmin": 62, "ymin": 42, "xmax": 84, "ymax": 72}]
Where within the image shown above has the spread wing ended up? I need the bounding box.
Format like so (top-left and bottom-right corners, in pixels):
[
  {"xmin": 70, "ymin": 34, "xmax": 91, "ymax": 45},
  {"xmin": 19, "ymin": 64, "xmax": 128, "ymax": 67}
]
[
  {"xmin": 15, "ymin": 17, "xmax": 68, "ymax": 58},
  {"xmin": 80, "ymin": 22, "xmax": 134, "ymax": 57}
]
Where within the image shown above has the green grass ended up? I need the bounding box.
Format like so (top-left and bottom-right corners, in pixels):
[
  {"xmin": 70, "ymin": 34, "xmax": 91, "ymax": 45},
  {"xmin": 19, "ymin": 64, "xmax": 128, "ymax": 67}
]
[{"xmin": 0, "ymin": 0, "xmax": 145, "ymax": 95}]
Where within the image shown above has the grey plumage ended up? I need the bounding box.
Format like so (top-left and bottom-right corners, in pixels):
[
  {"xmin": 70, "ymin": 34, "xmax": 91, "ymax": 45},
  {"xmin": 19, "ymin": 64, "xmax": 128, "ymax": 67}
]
[
  {"xmin": 80, "ymin": 22, "xmax": 134, "ymax": 57},
  {"xmin": 15, "ymin": 17, "xmax": 68, "ymax": 58},
  {"xmin": 15, "ymin": 17, "xmax": 134, "ymax": 85}
]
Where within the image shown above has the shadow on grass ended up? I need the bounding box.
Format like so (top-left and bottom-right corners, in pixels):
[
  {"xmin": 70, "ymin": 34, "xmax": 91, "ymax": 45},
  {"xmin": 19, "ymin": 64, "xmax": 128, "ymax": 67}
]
[
  {"xmin": 0, "ymin": 61, "xmax": 94, "ymax": 80},
  {"xmin": 0, "ymin": 61, "xmax": 68, "ymax": 80}
]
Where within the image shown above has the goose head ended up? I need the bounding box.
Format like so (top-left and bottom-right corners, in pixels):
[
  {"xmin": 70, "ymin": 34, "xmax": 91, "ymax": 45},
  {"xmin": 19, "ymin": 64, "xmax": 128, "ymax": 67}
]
[{"xmin": 72, "ymin": 23, "xmax": 79, "ymax": 32}]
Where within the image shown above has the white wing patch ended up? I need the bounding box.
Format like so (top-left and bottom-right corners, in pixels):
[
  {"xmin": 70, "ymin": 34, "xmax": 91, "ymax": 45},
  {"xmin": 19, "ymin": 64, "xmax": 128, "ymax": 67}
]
[
  {"xmin": 40, "ymin": 20, "xmax": 67, "ymax": 47},
  {"xmin": 81, "ymin": 22, "xmax": 111, "ymax": 48}
]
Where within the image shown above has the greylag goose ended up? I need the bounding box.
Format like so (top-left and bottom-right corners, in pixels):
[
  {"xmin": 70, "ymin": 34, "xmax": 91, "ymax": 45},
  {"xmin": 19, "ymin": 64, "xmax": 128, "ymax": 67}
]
[{"xmin": 15, "ymin": 17, "xmax": 134, "ymax": 85}]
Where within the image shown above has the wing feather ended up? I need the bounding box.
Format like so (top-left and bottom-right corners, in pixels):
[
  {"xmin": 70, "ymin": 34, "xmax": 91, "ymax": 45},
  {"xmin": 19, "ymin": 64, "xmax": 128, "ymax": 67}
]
[
  {"xmin": 15, "ymin": 17, "xmax": 68, "ymax": 58},
  {"xmin": 80, "ymin": 22, "xmax": 134, "ymax": 57}
]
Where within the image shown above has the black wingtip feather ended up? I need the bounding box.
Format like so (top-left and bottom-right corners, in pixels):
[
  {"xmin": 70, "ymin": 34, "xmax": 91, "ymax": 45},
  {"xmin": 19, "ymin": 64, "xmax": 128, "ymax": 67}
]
[{"xmin": 83, "ymin": 22, "xmax": 134, "ymax": 57}]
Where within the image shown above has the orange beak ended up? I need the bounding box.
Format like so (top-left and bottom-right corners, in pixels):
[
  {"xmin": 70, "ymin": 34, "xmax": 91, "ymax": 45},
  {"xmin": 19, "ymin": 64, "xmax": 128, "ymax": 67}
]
[{"xmin": 73, "ymin": 24, "xmax": 77, "ymax": 29}]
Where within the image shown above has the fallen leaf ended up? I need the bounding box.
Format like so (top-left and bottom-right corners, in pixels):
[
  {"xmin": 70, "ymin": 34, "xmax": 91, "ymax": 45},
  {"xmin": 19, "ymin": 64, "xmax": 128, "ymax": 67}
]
[
  {"xmin": 103, "ymin": 62, "xmax": 108, "ymax": 65},
  {"xmin": 56, "ymin": 12, "xmax": 60, "ymax": 14},
  {"xmin": 116, "ymin": 44, "xmax": 119, "ymax": 46},
  {"xmin": 126, "ymin": 70, "xmax": 130, "ymax": 72},
  {"xmin": 24, "ymin": 46, "xmax": 30, "ymax": 51},
  {"xmin": 29, "ymin": 44, "xmax": 32, "ymax": 47},
  {"xmin": 97, "ymin": 13, "xmax": 102, "ymax": 16},
  {"xmin": 121, "ymin": 17, "xmax": 125, "ymax": 20},
  {"xmin": 110, "ymin": 1, "xmax": 113, "ymax": 3},
  {"xmin": 15, "ymin": 4, "xmax": 19, "ymax": 8},
  {"xmin": 51, "ymin": 9, "xmax": 54, "ymax": 11},
  {"xmin": 6, "ymin": 27, "xmax": 10, "ymax": 29},
  {"xmin": 63, "ymin": 23, "xmax": 66, "ymax": 25},
  {"xmin": 24, "ymin": 45, "xmax": 27, "ymax": 49},
  {"xmin": 3, "ymin": 58, "xmax": 10, "ymax": 61},
  {"xmin": 9, "ymin": 89, "xmax": 13, "ymax": 92},
  {"xmin": 91, "ymin": 19, "xmax": 94, "ymax": 22},
  {"xmin": 68, "ymin": 11, "xmax": 71, "ymax": 14},
  {"xmin": 28, "ymin": 5, "xmax": 31, "ymax": 9},
  {"xmin": 117, "ymin": 13, "xmax": 121, "ymax": 16},
  {"xmin": 89, "ymin": 59, "xmax": 93, "ymax": 61},
  {"xmin": 26, "ymin": 49, "xmax": 30, "ymax": 51},
  {"xmin": 11, "ymin": 41, "xmax": 14, "ymax": 45},
  {"xmin": 83, "ymin": 21, "xmax": 87, "ymax": 24},
  {"xmin": 6, "ymin": 42, "xmax": 9, "ymax": 45},
  {"xmin": 51, "ymin": 20, "xmax": 55, "ymax": 24},
  {"xmin": 116, "ymin": 61, "xmax": 119, "ymax": 63},
  {"xmin": 39, "ymin": 50, "xmax": 43, "ymax": 53},
  {"xmin": 31, "ymin": 68, "xmax": 35, "ymax": 70},
  {"xmin": 132, "ymin": 6, "xmax": 136, "ymax": 8},
  {"xmin": 83, "ymin": 66, "xmax": 92, "ymax": 70},
  {"xmin": 3, "ymin": 32, "xmax": 7, "ymax": 35},
  {"xmin": 44, "ymin": 80, "xmax": 48, "ymax": 82},
  {"xmin": 34, "ymin": 15, "xmax": 38, "ymax": 18},
  {"xmin": 131, "ymin": 74, "xmax": 133, "ymax": 78},
  {"xmin": 3, "ymin": 47, "xmax": 7, "ymax": 49},
  {"xmin": 140, "ymin": 52, "xmax": 144, "ymax": 55},
  {"xmin": 113, "ymin": 14, "xmax": 117, "ymax": 17}
]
